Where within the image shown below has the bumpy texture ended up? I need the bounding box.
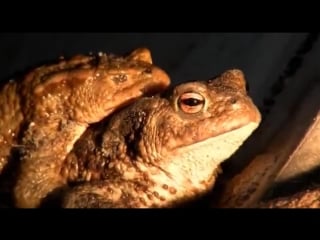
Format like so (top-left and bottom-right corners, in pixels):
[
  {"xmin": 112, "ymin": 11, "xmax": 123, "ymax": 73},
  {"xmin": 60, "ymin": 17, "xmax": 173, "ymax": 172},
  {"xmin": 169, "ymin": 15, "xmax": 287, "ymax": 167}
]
[
  {"xmin": 61, "ymin": 69, "xmax": 261, "ymax": 208},
  {"xmin": 0, "ymin": 48, "xmax": 170, "ymax": 208},
  {"xmin": 258, "ymin": 188, "xmax": 320, "ymax": 208}
]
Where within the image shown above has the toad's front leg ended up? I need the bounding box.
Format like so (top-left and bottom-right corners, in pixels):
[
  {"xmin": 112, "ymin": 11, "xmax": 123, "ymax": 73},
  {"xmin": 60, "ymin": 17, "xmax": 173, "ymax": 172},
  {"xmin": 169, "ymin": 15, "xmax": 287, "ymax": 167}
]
[{"xmin": 14, "ymin": 117, "xmax": 88, "ymax": 208}]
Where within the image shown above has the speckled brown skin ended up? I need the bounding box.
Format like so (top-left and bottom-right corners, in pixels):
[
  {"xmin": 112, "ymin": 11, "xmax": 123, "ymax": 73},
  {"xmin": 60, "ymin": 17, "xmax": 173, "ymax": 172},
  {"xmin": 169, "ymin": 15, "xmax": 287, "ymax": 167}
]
[
  {"xmin": 62, "ymin": 69, "xmax": 261, "ymax": 208},
  {"xmin": 0, "ymin": 82, "xmax": 23, "ymax": 175},
  {"xmin": 258, "ymin": 188, "xmax": 320, "ymax": 208},
  {"xmin": 0, "ymin": 48, "xmax": 170, "ymax": 208}
]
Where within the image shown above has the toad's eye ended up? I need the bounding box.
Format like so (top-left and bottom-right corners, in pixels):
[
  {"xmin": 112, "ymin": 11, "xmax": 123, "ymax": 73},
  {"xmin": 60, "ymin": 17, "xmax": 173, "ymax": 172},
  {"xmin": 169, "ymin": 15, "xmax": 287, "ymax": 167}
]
[{"xmin": 178, "ymin": 92, "xmax": 205, "ymax": 114}]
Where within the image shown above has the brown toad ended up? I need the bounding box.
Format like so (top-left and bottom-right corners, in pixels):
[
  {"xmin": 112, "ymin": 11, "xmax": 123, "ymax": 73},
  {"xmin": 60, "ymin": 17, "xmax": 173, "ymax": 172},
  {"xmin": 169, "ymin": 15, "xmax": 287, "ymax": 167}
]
[
  {"xmin": 60, "ymin": 69, "xmax": 261, "ymax": 208},
  {"xmin": 0, "ymin": 48, "xmax": 170, "ymax": 208}
]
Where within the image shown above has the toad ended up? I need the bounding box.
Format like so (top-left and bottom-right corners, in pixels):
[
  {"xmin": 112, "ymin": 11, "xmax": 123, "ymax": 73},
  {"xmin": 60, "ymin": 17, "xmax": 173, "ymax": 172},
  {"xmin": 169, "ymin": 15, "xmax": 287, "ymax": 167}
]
[
  {"xmin": 0, "ymin": 48, "xmax": 170, "ymax": 208},
  {"xmin": 60, "ymin": 69, "xmax": 261, "ymax": 208}
]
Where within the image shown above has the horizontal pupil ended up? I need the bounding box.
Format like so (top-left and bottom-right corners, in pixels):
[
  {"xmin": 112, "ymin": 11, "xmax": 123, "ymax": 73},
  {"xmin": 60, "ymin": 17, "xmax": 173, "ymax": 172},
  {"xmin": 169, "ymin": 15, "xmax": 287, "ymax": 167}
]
[{"xmin": 181, "ymin": 98, "xmax": 203, "ymax": 106}]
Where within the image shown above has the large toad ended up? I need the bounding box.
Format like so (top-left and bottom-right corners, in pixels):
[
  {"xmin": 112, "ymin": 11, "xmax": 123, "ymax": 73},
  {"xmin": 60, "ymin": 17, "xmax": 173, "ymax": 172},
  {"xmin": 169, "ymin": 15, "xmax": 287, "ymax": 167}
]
[
  {"xmin": 59, "ymin": 69, "xmax": 261, "ymax": 208},
  {"xmin": 0, "ymin": 48, "xmax": 170, "ymax": 208}
]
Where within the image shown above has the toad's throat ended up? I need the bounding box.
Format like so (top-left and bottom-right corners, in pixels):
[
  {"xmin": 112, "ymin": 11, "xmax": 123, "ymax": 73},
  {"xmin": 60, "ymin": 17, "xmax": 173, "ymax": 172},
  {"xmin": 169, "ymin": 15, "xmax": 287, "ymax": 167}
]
[{"xmin": 135, "ymin": 123, "xmax": 260, "ymax": 208}]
